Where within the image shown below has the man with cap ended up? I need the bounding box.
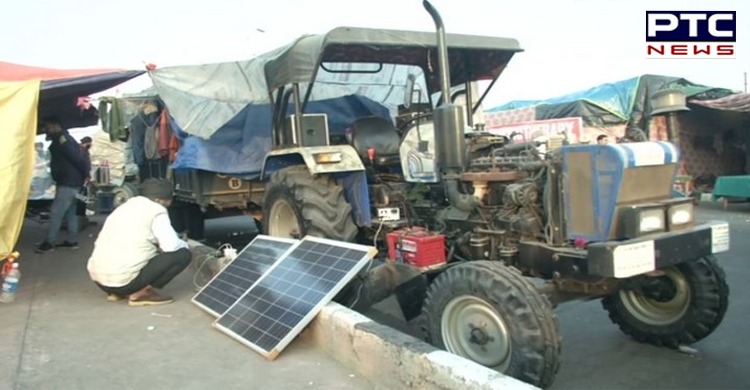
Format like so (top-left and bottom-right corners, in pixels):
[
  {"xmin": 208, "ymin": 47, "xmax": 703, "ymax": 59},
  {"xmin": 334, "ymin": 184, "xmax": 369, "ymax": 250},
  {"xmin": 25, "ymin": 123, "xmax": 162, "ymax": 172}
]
[
  {"xmin": 87, "ymin": 179, "xmax": 191, "ymax": 306},
  {"xmin": 36, "ymin": 116, "xmax": 90, "ymax": 253}
]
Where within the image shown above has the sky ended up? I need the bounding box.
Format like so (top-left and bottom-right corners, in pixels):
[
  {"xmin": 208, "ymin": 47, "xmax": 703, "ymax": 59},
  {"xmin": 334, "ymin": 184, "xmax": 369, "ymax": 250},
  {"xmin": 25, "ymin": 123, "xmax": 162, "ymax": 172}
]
[{"xmin": 1, "ymin": 0, "xmax": 747, "ymax": 108}]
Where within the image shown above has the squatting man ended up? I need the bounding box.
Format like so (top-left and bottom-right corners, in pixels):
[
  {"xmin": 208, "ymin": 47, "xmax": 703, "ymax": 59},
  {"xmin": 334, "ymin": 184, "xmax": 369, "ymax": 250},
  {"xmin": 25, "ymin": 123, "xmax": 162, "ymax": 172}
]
[{"xmin": 87, "ymin": 179, "xmax": 192, "ymax": 306}]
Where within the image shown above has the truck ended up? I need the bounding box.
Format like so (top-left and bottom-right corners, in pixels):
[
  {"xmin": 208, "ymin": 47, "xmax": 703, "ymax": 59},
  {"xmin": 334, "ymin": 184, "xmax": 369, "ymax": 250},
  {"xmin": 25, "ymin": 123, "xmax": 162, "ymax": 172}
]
[{"xmin": 136, "ymin": 2, "xmax": 731, "ymax": 387}]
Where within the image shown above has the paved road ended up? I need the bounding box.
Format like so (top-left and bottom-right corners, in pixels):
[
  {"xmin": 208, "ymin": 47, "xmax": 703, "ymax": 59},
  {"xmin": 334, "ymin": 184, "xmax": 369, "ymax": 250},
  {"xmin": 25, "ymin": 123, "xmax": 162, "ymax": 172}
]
[
  {"xmin": 364, "ymin": 202, "xmax": 750, "ymax": 389},
  {"xmin": 2, "ymin": 218, "xmax": 375, "ymax": 390}
]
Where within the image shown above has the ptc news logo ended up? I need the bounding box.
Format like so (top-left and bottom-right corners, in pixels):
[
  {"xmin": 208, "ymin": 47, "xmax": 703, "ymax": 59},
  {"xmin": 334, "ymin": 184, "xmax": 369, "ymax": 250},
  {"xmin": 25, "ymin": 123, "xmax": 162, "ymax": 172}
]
[{"xmin": 646, "ymin": 11, "xmax": 736, "ymax": 58}]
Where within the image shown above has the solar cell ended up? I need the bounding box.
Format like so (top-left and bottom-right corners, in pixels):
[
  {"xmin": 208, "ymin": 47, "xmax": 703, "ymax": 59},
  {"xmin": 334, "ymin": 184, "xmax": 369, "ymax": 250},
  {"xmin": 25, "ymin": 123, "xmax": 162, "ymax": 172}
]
[
  {"xmin": 192, "ymin": 235, "xmax": 297, "ymax": 317},
  {"xmin": 213, "ymin": 236, "xmax": 377, "ymax": 360}
]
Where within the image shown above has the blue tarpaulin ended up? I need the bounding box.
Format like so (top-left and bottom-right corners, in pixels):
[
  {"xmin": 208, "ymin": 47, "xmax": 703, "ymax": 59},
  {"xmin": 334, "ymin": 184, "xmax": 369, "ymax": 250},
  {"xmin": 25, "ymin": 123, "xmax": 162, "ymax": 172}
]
[
  {"xmin": 489, "ymin": 77, "xmax": 640, "ymax": 120},
  {"xmin": 487, "ymin": 74, "xmax": 735, "ymax": 128},
  {"xmin": 170, "ymin": 94, "xmax": 391, "ymax": 179}
]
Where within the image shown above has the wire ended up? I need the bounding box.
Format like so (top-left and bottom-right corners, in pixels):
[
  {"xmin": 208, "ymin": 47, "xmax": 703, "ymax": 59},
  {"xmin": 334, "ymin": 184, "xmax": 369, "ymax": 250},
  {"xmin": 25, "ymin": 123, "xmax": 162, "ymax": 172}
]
[
  {"xmin": 193, "ymin": 252, "xmax": 218, "ymax": 290},
  {"xmin": 349, "ymin": 217, "xmax": 386, "ymax": 309},
  {"xmin": 192, "ymin": 243, "xmax": 235, "ymax": 290},
  {"xmin": 373, "ymin": 217, "xmax": 385, "ymax": 249}
]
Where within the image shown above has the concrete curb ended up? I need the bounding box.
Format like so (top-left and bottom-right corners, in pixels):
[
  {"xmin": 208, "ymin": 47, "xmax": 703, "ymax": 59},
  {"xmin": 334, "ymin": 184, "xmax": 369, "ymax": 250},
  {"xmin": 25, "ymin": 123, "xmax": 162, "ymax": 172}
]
[
  {"xmin": 187, "ymin": 241, "xmax": 538, "ymax": 389},
  {"xmin": 306, "ymin": 302, "xmax": 539, "ymax": 390}
]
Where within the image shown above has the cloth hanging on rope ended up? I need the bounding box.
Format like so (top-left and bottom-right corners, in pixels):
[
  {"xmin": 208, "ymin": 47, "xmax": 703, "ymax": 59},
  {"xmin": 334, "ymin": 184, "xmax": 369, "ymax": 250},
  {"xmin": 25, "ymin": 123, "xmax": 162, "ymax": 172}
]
[
  {"xmin": 158, "ymin": 109, "xmax": 171, "ymax": 157},
  {"xmin": 143, "ymin": 118, "xmax": 161, "ymax": 160},
  {"xmin": 98, "ymin": 97, "xmax": 129, "ymax": 142}
]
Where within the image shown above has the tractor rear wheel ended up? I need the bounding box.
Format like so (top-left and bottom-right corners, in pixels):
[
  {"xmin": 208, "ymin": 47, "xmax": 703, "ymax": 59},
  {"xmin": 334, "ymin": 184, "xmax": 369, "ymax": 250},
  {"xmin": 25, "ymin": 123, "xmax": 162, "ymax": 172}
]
[
  {"xmin": 602, "ymin": 256, "xmax": 729, "ymax": 348},
  {"xmin": 422, "ymin": 261, "xmax": 562, "ymax": 388},
  {"xmin": 262, "ymin": 166, "xmax": 358, "ymax": 241}
]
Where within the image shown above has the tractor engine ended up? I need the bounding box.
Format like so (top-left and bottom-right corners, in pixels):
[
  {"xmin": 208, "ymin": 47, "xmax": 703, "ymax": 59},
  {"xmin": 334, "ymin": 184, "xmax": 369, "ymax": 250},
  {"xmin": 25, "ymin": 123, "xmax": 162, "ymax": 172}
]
[
  {"xmin": 457, "ymin": 138, "xmax": 549, "ymax": 261},
  {"xmin": 393, "ymin": 134, "xmax": 552, "ymax": 267},
  {"xmin": 495, "ymin": 182, "xmax": 545, "ymax": 238}
]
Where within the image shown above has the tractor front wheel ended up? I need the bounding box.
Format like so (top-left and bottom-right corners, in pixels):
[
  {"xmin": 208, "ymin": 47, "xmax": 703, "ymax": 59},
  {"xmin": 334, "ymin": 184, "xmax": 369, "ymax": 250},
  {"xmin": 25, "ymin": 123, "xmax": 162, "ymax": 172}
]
[
  {"xmin": 602, "ymin": 256, "xmax": 729, "ymax": 348},
  {"xmin": 422, "ymin": 261, "xmax": 562, "ymax": 388}
]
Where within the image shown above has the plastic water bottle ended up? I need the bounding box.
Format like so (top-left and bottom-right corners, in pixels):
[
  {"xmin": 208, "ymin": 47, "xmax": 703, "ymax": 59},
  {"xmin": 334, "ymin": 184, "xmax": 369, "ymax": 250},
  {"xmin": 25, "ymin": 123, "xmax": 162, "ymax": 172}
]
[{"xmin": 0, "ymin": 263, "xmax": 21, "ymax": 303}]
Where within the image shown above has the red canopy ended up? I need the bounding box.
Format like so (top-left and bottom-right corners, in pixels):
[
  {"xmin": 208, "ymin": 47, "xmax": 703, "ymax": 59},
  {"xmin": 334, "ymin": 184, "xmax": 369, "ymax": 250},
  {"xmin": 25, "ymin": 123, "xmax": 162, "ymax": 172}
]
[{"xmin": 0, "ymin": 61, "xmax": 125, "ymax": 82}]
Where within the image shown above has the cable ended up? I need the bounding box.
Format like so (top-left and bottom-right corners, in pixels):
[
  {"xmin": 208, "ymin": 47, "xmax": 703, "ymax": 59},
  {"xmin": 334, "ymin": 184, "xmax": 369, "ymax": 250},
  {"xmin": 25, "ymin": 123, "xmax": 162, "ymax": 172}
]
[
  {"xmin": 192, "ymin": 243, "xmax": 235, "ymax": 290},
  {"xmin": 373, "ymin": 217, "xmax": 385, "ymax": 249},
  {"xmin": 192, "ymin": 252, "xmax": 218, "ymax": 290},
  {"xmin": 349, "ymin": 217, "xmax": 386, "ymax": 309}
]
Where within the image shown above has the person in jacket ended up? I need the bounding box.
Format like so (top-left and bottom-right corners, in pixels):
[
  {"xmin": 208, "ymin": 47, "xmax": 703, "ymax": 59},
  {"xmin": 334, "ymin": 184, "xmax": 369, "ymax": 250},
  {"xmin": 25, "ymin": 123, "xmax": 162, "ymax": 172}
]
[
  {"xmin": 87, "ymin": 179, "xmax": 192, "ymax": 306},
  {"xmin": 129, "ymin": 99, "xmax": 163, "ymax": 181},
  {"xmin": 36, "ymin": 117, "xmax": 90, "ymax": 253}
]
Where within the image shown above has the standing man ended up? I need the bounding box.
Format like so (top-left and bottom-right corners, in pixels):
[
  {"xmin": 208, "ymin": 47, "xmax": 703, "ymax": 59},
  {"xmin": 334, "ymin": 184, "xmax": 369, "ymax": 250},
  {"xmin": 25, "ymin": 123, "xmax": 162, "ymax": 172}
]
[
  {"xmin": 87, "ymin": 179, "xmax": 192, "ymax": 306},
  {"xmin": 129, "ymin": 99, "xmax": 162, "ymax": 181},
  {"xmin": 36, "ymin": 117, "xmax": 89, "ymax": 253}
]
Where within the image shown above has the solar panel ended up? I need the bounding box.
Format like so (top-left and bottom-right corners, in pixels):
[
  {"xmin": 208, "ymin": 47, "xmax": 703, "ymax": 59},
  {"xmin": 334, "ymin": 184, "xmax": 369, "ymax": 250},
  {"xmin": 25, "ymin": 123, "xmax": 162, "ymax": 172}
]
[
  {"xmin": 213, "ymin": 235, "xmax": 377, "ymax": 360},
  {"xmin": 192, "ymin": 235, "xmax": 297, "ymax": 317}
]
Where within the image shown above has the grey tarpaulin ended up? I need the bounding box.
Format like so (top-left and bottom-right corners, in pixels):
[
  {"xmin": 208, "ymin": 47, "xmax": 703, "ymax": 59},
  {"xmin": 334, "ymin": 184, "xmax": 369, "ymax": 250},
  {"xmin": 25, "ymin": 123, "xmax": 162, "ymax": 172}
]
[{"xmin": 148, "ymin": 26, "xmax": 523, "ymax": 139}]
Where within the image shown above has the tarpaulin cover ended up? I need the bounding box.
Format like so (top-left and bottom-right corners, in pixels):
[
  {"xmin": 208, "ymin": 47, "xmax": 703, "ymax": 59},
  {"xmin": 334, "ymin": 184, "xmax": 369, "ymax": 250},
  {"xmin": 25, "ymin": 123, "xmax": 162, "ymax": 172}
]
[
  {"xmin": 0, "ymin": 61, "xmax": 144, "ymax": 129},
  {"xmin": 0, "ymin": 80, "xmax": 40, "ymax": 258},
  {"xmin": 149, "ymin": 56, "xmax": 424, "ymax": 140},
  {"xmin": 488, "ymin": 74, "xmax": 736, "ymax": 128},
  {"xmin": 150, "ymin": 26, "xmax": 522, "ymax": 140},
  {"xmin": 690, "ymin": 92, "xmax": 750, "ymax": 112},
  {"xmin": 170, "ymin": 94, "xmax": 391, "ymax": 178}
]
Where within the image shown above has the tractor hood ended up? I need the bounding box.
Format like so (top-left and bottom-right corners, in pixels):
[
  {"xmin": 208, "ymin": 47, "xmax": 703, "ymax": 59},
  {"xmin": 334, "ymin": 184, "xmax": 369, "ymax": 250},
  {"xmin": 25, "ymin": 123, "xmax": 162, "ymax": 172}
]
[{"xmin": 561, "ymin": 141, "xmax": 681, "ymax": 242}]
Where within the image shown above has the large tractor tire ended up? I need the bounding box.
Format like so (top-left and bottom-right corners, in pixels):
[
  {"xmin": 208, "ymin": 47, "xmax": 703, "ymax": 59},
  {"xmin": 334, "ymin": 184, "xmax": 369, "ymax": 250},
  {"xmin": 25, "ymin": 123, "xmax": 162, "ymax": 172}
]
[
  {"xmin": 262, "ymin": 166, "xmax": 358, "ymax": 242},
  {"xmin": 602, "ymin": 256, "xmax": 729, "ymax": 348},
  {"xmin": 422, "ymin": 261, "xmax": 562, "ymax": 388}
]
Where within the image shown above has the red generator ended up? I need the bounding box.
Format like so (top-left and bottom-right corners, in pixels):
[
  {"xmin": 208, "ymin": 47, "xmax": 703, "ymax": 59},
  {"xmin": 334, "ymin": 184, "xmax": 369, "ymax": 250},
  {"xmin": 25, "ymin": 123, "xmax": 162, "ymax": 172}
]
[{"xmin": 386, "ymin": 227, "xmax": 447, "ymax": 271}]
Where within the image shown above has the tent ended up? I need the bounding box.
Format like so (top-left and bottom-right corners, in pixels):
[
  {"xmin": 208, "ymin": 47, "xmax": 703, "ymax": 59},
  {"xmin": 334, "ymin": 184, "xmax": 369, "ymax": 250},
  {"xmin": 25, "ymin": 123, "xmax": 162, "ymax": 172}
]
[
  {"xmin": 486, "ymin": 74, "xmax": 736, "ymax": 129},
  {"xmin": 485, "ymin": 74, "xmax": 750, "ymax": 180},
  {"xmin": 0, "ymin": 62, "xmax": 143, "ymax": 258}
]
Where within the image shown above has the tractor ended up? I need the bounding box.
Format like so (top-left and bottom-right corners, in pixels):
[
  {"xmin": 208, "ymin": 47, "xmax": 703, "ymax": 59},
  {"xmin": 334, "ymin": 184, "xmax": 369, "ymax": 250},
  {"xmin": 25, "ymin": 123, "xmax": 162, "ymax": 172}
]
[{"xmin": 154, "ymin": 1, "xmax": 732, "ymax": 387}]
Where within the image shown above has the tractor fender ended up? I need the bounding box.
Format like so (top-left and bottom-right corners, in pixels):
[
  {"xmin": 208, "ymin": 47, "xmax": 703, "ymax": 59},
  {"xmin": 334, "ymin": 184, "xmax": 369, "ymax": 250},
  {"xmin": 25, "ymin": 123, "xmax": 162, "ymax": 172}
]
[
  {"xmin": 260, "ymin": 145, "xmax": 364, "ymax": 180},
  {"xmin": 260, "ymin": 145, "xmax": 372, "ymax": 227}
]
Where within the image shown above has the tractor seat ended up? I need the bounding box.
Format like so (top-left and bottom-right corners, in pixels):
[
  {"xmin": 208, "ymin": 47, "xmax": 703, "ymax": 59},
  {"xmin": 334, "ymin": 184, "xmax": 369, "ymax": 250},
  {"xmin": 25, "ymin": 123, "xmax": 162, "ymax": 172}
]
[{"xmin": 350, "ymin": 116, "xmax": 401, "ymax": 166}]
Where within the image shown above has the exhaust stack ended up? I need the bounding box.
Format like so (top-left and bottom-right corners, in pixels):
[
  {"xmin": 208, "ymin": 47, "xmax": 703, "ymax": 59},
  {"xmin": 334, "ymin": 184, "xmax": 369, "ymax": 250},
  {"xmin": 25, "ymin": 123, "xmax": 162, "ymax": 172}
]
[{"xmin": 423, "ymin": 0, "xmax": 476, "ymax": 212}]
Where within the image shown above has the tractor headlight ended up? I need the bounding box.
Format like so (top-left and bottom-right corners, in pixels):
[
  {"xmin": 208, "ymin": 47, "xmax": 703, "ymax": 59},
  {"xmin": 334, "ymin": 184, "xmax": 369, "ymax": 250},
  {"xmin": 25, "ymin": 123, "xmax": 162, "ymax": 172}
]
[
  {"xmin": 638, "ymin": 208, "xmax": 665, "ymax": 233},
  {"xmin": 313, "ymin": 152, "xmax": 343, "ymax": 164},
  {"xmin": 667, "ymin": 200, "xmax": 694, "ymax": 230},
  {"xmin": 618, "ymin": 204, "xmax": 666, "ymax": 238}
]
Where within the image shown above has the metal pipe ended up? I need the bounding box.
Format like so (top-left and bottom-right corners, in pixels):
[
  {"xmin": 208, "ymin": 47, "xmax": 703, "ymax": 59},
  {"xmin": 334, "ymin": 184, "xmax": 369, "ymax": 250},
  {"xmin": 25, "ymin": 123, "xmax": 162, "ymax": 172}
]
[
  {"xmin": 423, "ymin": 0, "xmax": 451, "ymax": 105},
  {"xmin": 423, "ymin": 0, "xmax": 476, "ymax": 213},
  {"xmin": 473, "ymin": 228, "xmax": 507, "ymax": 235},
  {"xmin": 494, "ymin": 141, "xmax": 542, "ymax": 154},
  {"xmin": 465, "ymin": 81, "xmax": 474, "ymax": 128},
  {"xmin": 665, "ymin": 112, "xmax": 680, "ymax": 147},
  {"xmin": 444, "ymin": 179, "xmax": 477, "ymax": 212},
  {"xmin": 292, "ymin": 83, "xmax": 303, "ymax": 144}
]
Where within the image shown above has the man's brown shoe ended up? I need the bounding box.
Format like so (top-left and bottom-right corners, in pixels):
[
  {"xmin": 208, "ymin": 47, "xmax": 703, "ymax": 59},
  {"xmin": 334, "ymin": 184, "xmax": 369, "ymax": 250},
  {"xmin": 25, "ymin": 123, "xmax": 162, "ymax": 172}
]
[{"xmin": 128, "ymin": 291, "xmax": 174, "ymax": 307}]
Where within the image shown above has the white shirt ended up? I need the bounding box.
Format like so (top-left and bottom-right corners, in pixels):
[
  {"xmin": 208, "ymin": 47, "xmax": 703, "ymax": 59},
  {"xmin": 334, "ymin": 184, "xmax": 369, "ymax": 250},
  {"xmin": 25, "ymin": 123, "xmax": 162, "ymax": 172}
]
[
  {"xmin": 152, "ymin": 213, "xmax": 189, "ymax": 252},
  {"xmin": 87, "ymin": 196, "xmax": 189, "ymax": 287}
]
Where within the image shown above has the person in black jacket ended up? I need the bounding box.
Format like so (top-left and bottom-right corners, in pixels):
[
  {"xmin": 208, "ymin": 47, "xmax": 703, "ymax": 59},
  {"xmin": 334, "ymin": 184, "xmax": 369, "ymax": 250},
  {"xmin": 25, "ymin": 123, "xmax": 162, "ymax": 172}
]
[{"xmin": 36, "ymin": 117, "xmax": 90, "ymax": 253}]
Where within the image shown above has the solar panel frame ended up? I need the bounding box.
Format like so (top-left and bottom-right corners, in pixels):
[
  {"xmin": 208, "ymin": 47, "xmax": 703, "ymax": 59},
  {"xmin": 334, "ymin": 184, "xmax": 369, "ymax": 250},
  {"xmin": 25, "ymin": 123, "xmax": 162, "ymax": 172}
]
[
  {"xmin": 191, "ymin": 235, "xmax": 299, "ymax": 317},
  {"xmin": 212, "ymin": 235, "xmax": 377, "ymax": 360}
]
